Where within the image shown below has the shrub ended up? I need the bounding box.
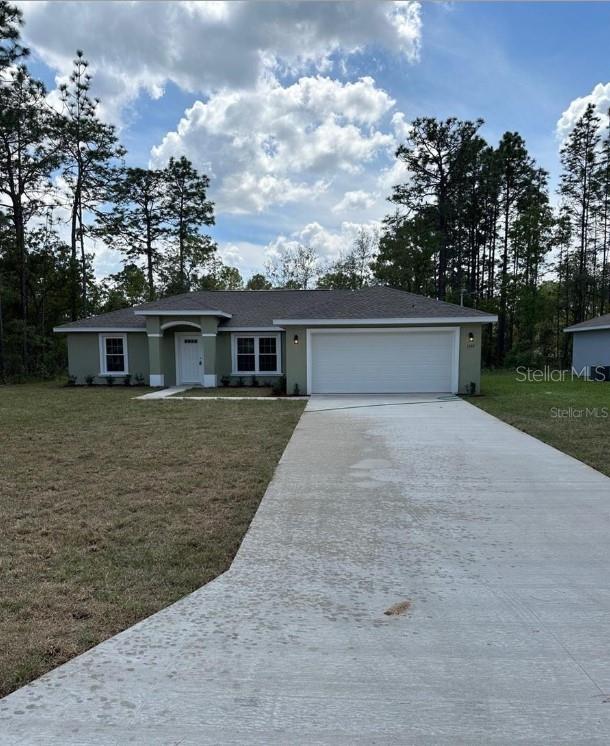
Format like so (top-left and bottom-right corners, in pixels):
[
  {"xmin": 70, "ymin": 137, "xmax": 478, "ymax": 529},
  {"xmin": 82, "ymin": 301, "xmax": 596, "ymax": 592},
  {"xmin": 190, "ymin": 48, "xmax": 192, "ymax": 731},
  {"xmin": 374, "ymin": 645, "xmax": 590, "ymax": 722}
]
[
  {"xmin": 105, "ymin": 375, "xmax": 115, "ymax": 386},
  {"xmin": 134, "ymin": 373, "xmax": 145, "ymax": 386},
  {"xmin": 85, "ymin": 375, "xmax": 95, "ymax": 386},
  {"xmin": 220, "ymin": 375, "xmax": 230, "ymax": 387},
  {"xmin": 251, "ymin": 375, "xmax": 258, "ymax": 387},
  {"xmin": 123, "ymin": 374, "xmax": 132, "ymax": 386},
  {"xmin": 293, "ymin": 383, "xmax": 300, "ymax": 396},
  {"xmin": 67, "ymin": 374, "xmax": 77, "ymax": 387}
]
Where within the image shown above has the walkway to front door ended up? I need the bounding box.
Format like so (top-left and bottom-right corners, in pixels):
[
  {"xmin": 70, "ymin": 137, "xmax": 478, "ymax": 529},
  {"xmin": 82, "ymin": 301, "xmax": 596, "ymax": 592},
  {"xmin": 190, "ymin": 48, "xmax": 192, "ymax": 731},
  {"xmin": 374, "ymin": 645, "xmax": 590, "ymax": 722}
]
[{"xmin": 175, "ymin": 333, "xmax": 202, "ymax": 385}]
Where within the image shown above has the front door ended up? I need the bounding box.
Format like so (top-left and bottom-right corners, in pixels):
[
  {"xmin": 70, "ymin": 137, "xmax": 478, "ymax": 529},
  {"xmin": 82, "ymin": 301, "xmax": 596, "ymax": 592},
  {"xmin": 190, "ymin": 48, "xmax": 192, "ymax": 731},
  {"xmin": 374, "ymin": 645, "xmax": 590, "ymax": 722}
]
[{"xmin": 177, "ymin": 334, "xmax": 203, "ymax": 385}]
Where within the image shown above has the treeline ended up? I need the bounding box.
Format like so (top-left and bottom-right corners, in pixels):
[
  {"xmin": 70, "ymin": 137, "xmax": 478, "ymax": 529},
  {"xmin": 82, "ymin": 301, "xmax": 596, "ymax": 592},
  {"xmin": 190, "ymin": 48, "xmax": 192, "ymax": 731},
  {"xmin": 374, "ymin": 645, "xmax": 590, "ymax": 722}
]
[
  {"xmin": 2, "ymin": 1, "xmax": 608, "ymax": 380},
  {"xmin": 296, "ymin": 111, "xmax": 610, "ymax": 368},
  {"xmin": 374, "ymin": 112, "xmax": 610, "ymax": 367},
  {"xmin": 0, "ymin": 2, "xmax": 241, "ymax": 380}
]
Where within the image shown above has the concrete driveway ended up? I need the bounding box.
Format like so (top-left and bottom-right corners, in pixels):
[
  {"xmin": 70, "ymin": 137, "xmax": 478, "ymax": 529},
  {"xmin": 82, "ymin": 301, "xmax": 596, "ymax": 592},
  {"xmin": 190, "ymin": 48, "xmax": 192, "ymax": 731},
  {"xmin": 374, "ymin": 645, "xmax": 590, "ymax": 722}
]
[{"xmin": 2, "ymin": 395, "xmax": 610, "ymax": 744}]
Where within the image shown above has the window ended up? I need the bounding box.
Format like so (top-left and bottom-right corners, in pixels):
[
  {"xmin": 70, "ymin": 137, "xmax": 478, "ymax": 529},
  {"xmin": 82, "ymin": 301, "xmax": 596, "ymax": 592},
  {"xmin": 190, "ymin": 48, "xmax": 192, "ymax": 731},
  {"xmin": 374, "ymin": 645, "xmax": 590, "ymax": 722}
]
[
  {"xmin": 232, "ymin": 334, "xmax": 280, "ymax": 374},
  {"xmin": 99, "ymin": 334, "xmax": 128, "ymax": 375}
]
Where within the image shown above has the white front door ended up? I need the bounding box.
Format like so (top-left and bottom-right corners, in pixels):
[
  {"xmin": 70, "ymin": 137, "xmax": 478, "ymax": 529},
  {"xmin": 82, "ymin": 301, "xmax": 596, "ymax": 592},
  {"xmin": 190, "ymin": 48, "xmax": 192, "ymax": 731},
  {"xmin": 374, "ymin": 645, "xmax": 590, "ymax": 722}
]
[{"xmin": 176, "ymin": 334, "xmax": 203, "ymax": 385}]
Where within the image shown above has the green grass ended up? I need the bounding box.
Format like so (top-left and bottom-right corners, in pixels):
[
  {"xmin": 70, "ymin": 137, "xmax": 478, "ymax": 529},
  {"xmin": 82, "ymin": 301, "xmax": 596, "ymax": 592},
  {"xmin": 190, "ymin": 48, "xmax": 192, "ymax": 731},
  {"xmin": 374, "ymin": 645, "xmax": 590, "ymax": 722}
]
[
  {"xmin": 175, "ymin": 386, "xmax": 275, "ymax": 397},
  {"xmin": 0, "ymin": 382, "xmax": 305, "ymax": 697},
  {"xmin": 470, "ymin": 370, "xmax": 610, "ymax": 477}
]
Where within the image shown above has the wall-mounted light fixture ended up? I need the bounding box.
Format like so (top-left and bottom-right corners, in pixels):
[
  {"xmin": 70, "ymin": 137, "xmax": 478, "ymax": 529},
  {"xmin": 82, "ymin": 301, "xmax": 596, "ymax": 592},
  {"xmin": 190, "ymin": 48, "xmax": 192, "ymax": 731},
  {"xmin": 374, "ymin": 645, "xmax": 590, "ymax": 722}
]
[
  {"xmin": 468, "ymin": 331, "xmax": 475, "ymax": 343},
  {"xmin": 293, "ymin": 334, "xmax": 299, "ymax": 345}
]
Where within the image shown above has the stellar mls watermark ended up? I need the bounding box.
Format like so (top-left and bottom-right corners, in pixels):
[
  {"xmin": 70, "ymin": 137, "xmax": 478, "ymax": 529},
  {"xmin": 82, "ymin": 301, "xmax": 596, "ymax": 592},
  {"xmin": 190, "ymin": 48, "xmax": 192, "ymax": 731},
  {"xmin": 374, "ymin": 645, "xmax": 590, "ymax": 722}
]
[
  {"xmin": 551, "ymin": 406, "xmax": 608, "ymax": 419},
  {"xmin": 516, "ymin": 366, "xmax": 593, "ymax": 382}
]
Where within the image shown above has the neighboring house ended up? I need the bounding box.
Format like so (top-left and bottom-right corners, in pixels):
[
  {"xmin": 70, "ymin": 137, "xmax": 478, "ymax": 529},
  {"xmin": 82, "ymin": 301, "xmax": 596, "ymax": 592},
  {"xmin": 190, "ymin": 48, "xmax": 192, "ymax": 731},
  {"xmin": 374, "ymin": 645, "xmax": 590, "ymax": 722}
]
[
  {"xmin": 53, "ymin": 286, "xmax": 497, "ymax": 394},
  {"xmin": 565, "ymin": 313, "xmax": 610, "ymax": 378}
]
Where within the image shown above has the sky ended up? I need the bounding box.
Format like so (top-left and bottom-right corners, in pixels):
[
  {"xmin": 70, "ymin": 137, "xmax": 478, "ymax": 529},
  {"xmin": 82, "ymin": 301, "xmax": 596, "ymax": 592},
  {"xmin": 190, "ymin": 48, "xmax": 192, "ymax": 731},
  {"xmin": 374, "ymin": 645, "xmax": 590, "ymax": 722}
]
[{"xmin": 17, "ymin": 0, "xmax": 610, "ymax": 281}]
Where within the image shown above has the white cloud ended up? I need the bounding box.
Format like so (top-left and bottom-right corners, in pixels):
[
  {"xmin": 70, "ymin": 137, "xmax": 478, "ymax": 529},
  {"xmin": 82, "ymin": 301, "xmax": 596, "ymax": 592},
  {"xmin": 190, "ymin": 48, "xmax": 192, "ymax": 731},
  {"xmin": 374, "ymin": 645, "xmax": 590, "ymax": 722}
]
[
  {"xmin": 377, "ymin": 156, "xmax": 410, "ymax": 194},
  {"xmin": 332, "ymin": 190, "xmax": 377, "ymax": 213},
  {"xmin": 16, "ymin": 1, "xmax": 419, "ymax": 280},
  {"xmin": 19, "ymin": 1, "xmax": 421, "ymax": 124},
  {"xmin": 556, "ymin": 83, "xmax": 610, "ymax": 141},
  {"xmin": 265, "ymin": 220, "xmax": 382, "ymax": 263},
  {"xmin": 151, "ymin": 75, "xmax": 397, "ymax": 214},
  {"xmin": 391, "ymin": 111, "xmax": 412, "ymax": 141}
]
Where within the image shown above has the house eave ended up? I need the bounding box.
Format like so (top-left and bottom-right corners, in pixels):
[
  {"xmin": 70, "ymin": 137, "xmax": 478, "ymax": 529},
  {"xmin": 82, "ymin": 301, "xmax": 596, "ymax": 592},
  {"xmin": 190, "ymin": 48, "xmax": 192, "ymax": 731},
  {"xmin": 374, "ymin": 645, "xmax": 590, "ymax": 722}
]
[
  {"xmin": 564, "ymin": 324, "xmax": 610, "ymax": 333},
  {"xmin": 133, "ymin": 310, "xmax": 232, "ymax": 318},
  {"xmin": 272, "ymin": 316, "xmax": 497, "ymax": 326},
  {"xmin": 53, "ymin": 327, "xmax": 146, "ymax": 333},
  {"xmin": 221, "ymin": 326, "xmax": 284, "ymax": 332}
]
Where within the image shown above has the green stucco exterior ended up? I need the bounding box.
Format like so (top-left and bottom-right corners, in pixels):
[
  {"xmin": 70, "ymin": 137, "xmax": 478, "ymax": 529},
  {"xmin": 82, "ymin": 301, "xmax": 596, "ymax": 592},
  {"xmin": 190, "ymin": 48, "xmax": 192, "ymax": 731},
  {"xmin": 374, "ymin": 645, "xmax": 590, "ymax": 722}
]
[
  {"xmin": 66, "ymin": 332, "xmax": 149, "ymax": 384},
  {"xmin": 281, "ymin": 323, "xmax": 484, "ymax": 395},
  {"xmin": 64, "ymin": 317, "xmax": 484, "ymax": 393},
  {"xmin": 458, "ymin": 324, "xmax": 483, "ymax": 394}
]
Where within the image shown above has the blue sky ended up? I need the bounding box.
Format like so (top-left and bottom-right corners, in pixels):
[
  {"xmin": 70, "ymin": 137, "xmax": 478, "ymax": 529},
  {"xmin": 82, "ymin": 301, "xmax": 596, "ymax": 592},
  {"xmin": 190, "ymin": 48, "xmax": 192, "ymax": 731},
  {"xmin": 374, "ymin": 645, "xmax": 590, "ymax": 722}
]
[{"xmin": 19, "ymin": 1, "xmax": 610, "ymax": 279}]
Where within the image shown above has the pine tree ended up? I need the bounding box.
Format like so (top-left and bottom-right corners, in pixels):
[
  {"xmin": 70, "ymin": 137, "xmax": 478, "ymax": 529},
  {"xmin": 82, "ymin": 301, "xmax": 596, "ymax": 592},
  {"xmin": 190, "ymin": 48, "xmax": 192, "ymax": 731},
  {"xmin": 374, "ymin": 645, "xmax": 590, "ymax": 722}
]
[
  {"xmin": 372, "ymin": 211, "xmax": 437, "ymax": 296},
  {"xmin": 494, "ymin": 132, "xmax": 538, "ymax": 361},
  {"xmin": 96, "ymin": 167, "xmax": 167, "ymax": 301},
  {"xmin": 56, "ymin": 50, "xmax": 124, "ymax": 319},
  {"xmin": 99, "ymin": 263, "xmax": 149, "ymax": 311},
  {"xmin": 596, "ymin": 109, "xmax": 610, "ymax": 314},
  {"xmin": 163, "ymin": 156, "xmax": 215, "ymax": 293},
  {"xmin": 559, "ymin": 103, "xmax": 601, "ymax": 323},
  {"xmin": 390, "ymin": 117, "xmax": 484, "ymax": 299},
  {"xmin": 0, "ymin": 0, "xmax": 25, "ymax": 70},
  {"xmin": 0, "ymin": 65, "xmax": 61, "ymax": 370}
]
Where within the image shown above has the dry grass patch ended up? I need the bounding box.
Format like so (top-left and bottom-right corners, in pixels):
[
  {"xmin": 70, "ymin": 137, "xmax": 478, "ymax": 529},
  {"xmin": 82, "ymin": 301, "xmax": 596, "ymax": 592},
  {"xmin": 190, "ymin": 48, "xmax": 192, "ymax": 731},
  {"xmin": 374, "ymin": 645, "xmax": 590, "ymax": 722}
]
[
  {"xmin": 0, "ymin": 382, "xmax": 304, "ymax": 696},
  {"xmin": 176, "ymin": 386, "xmax": 275, "ymax": 397}
]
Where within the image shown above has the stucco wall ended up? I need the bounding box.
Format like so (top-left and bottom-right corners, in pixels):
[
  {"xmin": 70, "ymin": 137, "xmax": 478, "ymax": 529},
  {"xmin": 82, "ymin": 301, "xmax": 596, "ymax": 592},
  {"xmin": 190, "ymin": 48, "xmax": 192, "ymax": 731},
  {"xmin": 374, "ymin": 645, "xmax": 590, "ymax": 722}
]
[
  {"xmin": 161, "ymin": 334, "xmax": 176, "ymax": 387},
  {"xmin": 459, "ymin": 325, "xmax": 483, "ymax": 394},
  {"xmin": 216, "ymin": 333, "xmax": 232, "ymax": 380},
  {"xmin": 284, "ymin": 326, "xmax": 308, "ymax": 395},
  {"xmin": 572, "ymin": 330, "xmax": 610, "ymax": 374},
  {"xmin": 66, "ymin": 332, "xmax": 149, "ymax": 384},
  {"xmin": 66, "ymin": 323, "xmax": 486, "ymax": 392},
  {"xmin": 282, "ymin": 323, "xmax": 484, "ymax": 395}
]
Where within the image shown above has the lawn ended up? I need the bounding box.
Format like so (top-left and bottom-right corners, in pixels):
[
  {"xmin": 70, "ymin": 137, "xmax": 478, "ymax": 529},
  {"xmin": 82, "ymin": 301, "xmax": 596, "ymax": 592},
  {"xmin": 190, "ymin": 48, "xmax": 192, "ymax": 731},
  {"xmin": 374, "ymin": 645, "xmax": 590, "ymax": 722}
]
[
  {"xmin": 470, "ymin": 370, "xmax": 610, "ymax": 477},
  {"xmin": 0, "ymin": 382, "xmax": 305, "ymax": 697},
  {"xmin": 174, "ymin": 386, "xmax": 275, "ymax": 397}
]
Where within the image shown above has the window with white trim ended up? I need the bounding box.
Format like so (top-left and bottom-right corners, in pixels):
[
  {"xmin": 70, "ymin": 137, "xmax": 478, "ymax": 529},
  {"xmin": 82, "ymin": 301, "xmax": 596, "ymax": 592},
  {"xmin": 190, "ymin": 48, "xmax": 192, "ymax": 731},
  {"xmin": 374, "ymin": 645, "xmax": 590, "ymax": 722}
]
[
  {"xmin": 232, "ymin": 334, "xmax": 281, "ymax": 374},
  {"xmin": 99, "ymin": 334, "xmax": 128, "ymax": 375}
]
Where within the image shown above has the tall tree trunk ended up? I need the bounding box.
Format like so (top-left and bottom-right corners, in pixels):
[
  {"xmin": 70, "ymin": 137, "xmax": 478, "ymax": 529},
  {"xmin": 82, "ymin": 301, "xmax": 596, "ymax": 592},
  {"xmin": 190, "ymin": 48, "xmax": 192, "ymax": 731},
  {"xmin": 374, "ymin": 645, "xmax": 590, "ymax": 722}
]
[
  {"xmin": 70, "ymin": 201, "xmax": 79, "ymax": 321},
  {"xmin": 0, "ymin": 273, "xmax": 5, "ymax": 382},
  {"xmin": 577, "ymin": 148, "xmax": 590, "ymax": 323},
  {"xmin": 78, "ymin": 199, "xmax": 87, "ymax": 315},
  {"xmin": 437, "ymin": 170, "xmax": 448, "ymax": 300},
  {"xmin": 13, "ymin": 200, "xmax": 28, "ymax": 373},
  {"xmin": 496, "ymin": 187, "xmax": 510, "ymax": 363},
  {"xmin": 179, "ymin": 190, "xmax": 185, "ymax": 292},
  {"xmin": 601, "ymin": 164, "xmax": 609, "ymax": 315},
  {"xmin": 146, "ymin": 215, "xmax": 154, "ymax": 301}
]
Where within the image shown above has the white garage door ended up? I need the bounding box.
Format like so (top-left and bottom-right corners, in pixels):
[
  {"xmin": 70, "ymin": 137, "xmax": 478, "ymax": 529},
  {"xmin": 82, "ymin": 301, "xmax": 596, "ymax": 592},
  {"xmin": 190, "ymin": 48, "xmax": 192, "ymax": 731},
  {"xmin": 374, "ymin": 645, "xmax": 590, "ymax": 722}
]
[{"xmin": 309, "ymin": 329, "xmax": 458, "ymax": 394}]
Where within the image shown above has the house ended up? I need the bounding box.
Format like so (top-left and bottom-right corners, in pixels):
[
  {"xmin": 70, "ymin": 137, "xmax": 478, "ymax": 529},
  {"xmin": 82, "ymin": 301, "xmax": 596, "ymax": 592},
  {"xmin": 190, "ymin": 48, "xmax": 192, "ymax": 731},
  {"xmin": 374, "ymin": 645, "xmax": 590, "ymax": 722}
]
[
  {"xmin": 53, "ymin": 286, "xmax": 497, "ymax": 394},
  {"xmin": 565, "ymin": 313, "xmax": 610, "ymax": 379}
]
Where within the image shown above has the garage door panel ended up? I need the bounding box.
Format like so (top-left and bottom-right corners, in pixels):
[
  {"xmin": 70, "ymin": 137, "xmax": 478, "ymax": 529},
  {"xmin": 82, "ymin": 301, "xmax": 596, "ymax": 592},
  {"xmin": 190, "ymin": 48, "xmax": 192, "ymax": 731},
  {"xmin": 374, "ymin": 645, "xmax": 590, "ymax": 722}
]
[{"xmin": 309, "ymin": 330, "xmax": 456, "ymax": 394}]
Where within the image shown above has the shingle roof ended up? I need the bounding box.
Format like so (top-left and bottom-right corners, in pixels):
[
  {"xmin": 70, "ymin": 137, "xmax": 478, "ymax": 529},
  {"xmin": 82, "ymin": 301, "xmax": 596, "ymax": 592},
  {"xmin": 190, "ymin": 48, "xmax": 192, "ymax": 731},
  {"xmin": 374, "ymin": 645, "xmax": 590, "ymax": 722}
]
[
  {"xmin": 565, "ymin": 313, "xmax": 610, "ymax": 333},
  {"xmin": 54, "ymin": 307, "xmax": 147, "ymax": 330},
  {"xmin": 54, "ymin": 286, "xmax": 496, "ymax": 331}
]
